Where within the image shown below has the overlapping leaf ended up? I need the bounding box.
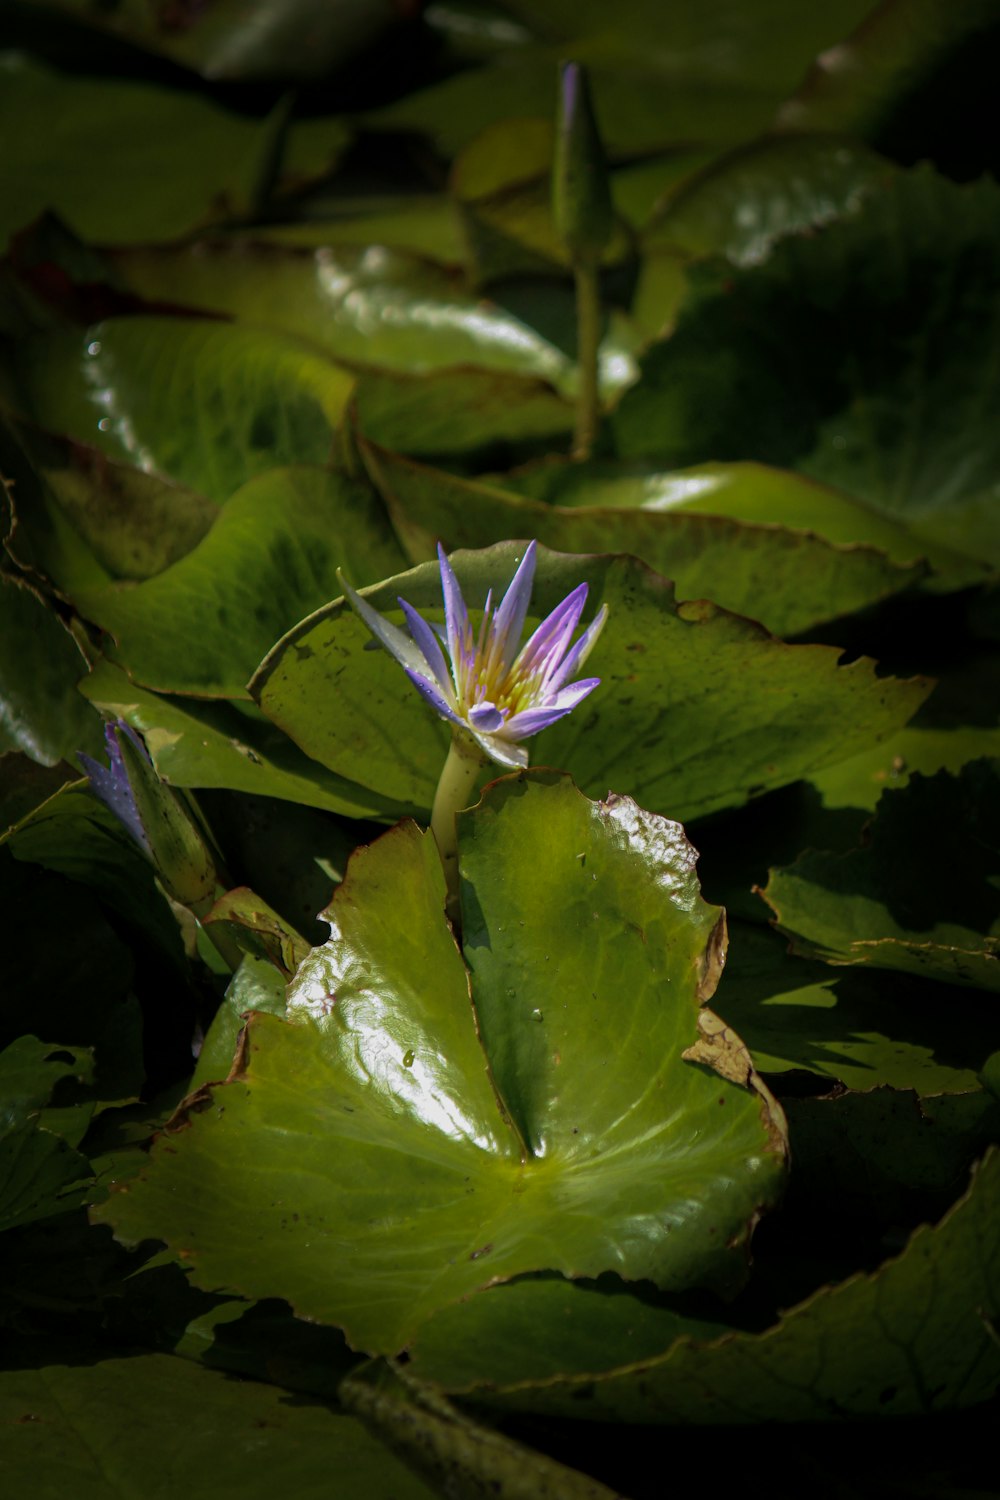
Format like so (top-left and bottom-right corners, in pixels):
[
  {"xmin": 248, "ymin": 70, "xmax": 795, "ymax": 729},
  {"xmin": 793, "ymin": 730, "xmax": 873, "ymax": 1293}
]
[
  {"xmin": 613, "ymin": 167, "xmax": 1000, "ymax": 589},
  {"xmin": 362, "ymin": 443, "xmax": 925, "ymax": 637}
]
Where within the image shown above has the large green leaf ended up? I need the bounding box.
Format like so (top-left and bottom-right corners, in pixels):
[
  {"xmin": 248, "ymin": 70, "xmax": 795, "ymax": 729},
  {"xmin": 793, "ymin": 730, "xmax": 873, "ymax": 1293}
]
[
  {"xmin": 352, "ymin": 366, "xmax": 573, "ymax": 458},
  {"xmin": 643, "ymin": 134, "xmax": 893, "ymax": 264},
  {"xmin": 251, "ymin": 543, "xmax": 930, "ymax": 823},
  {"xmin": 714, "ymin": 922, "xmax": 1000, "ymax": 1094},
  {"xmin": 0, "ymin": 53, "xmax": 347, "ymax": 252},
  {"xmin": 416, "ymin": 1149, "xmax": 1000, "ymax": 1420},
  {"xmin": 71, "ymin": 467, "xmax": 404, "ymax": 698},
  {"xmin": 0, "ymin": 573, "xmax": 102, "ymax": 765},
  {"xmin": 0, "ymin": 1347, "xmax": 438, "ymax": 1500},
  {"xmin": 362, "ymin": 444, "xmax": 925, "ymax": 637},
  {"xmin": 762, "ymin": 761, "xmax": 1000, "ymax": 991},
  {"xmin": 111, "ymin": 241, "xmax": 617, "ymax": 394},
  {"xmin": 94, "ymin": 774, "xmax": 786, "ymax": 1353},
  {"xmin": 0, "ymin": 1036, "xmax": 94, "ymax": 1232},
  {"xmin": 12, "ymin": 321, "xmax": 355, "ymax": 504},
  {"xmin": 612, "ymin": 168, "xmax": 1000, "ymax": 586},
  {"xmin": 79, "ymin": 663, "xmax": 412, "ymax": 822}
]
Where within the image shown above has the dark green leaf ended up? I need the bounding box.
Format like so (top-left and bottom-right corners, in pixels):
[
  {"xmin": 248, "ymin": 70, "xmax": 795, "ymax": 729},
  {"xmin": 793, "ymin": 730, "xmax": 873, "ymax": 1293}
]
[
  {"xmin": 0, "ymin": 1347, "xmax": 438, "ymax": 1499},
  {"xmin": 613, "ymin": 168, "xmax": 1000, "ymax": 589},
  {"xmin": 457, "ymin": 1149, "xmax": 1000, "ymax": 1420},
  {"xmin": 762, "ymin": 761, "xmax": 1000, "ymax": 991},
  {"xmin": 0, "ymin": 573, "xmax": 102, "ymax": 766},
  {"xmin": 0, "ymin": 1036, "xmax": 94, "ymax": 1231},
  {"xmin": 716, "ymin": 922, "xmax": 1000, "ymax": 1094}
]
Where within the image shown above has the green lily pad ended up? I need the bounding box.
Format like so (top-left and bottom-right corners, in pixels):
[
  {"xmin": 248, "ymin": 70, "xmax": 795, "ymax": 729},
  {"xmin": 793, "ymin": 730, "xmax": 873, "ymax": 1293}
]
[
  {"xmin": 0, "ymin": 1346, "xmax": 438, "ymax": 1500},
  {"xmin": 352, "ymin": 366, "xmax": 573, "ymax": 458},
  {"xmin": 0, "ymin": 1035, "xmax": 94, "ymax": 1232},
  {"xmin": 111, "ymin": 241, "xmax": 585, "ymax": 390},
  {"xmin": 362, "ymin": 444, "xmax": 925, "ymax": 637},
  {"xmin": 427, "ymin": 1147, "xmax": 1000, "ymax": 1420},
  {"xmin": 0, "ymin": 572, "xmax": 102, "ymax": 766},
  {"xmin": 805, "ymin": 645, "xmax": 1000, "ymax": 812},
  {"xmin": 245, "ymin": 195, "xmax": 466, "ymax": 264},
  {"xmin": 644, "ymin": 134, "xmax": 892, "ymax": 264},
  {"xmin": 714, "ymin": 922, "xmax": 1000, "ymax": 1094},
  {"xmin": 71, "ymin": 467, "xmax": 404, "ymax": 698},
  {"xmin": 79, "ymin": 662, "xmax": 412, "ymax": 822},
  {"xmin": 251, "ymin": 542, "xmax": 930, "ymax": 823},
  {"xmin": 94, "ymin": 773, "xmax": 787, "ymax": 1353},
  {"xmin": 0, "ymin": 53, "xmax": 347, "ymax": 253},
  {"xmin": 612, "ymin": 167, "xmax": 1000, "ymax": 588},
  {"xmin": 762, "ymin": 761, "xmax": 1000, "ymax": 991},
  {"xmin": 13, "ymin": 321, "xmax": 355, "ymax": 504}
]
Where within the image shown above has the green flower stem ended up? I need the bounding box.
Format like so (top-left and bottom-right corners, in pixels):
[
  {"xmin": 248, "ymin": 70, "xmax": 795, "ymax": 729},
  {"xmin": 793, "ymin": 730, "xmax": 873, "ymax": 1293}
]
[
  {"xmin": 572, "ymin": 260, "xmax": 601, "ymax": 460},
  {"xmin": 431, "ymin": 731, "xmax": 488, "ymax": 927}
]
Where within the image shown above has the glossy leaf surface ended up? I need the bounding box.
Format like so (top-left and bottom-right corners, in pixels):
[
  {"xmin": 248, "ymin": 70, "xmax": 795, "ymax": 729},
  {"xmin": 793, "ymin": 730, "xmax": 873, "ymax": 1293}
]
[
  {"xmin": 14, "ymin": 321, "xmax": 355, "ymax": 504},
  {"xmin": 613, "ymin": 168, "xmax": 1000, "ymax": 588},
  {"xmin": 95, "ymin": 774, "xmax": 786, "ymax": 1352},
  {"xmin": 421, "ymin": 1150, "xmax": 1000, "ymax": 1419}
]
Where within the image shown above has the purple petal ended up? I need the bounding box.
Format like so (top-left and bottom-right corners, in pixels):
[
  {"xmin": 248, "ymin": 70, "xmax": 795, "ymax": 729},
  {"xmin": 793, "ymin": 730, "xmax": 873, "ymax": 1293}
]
[
  {"xmin": 437, "ymin": 545, "xmax": 472, "ymax": 685},
  {"xmin": 503, "ymin": 678, "xmax": 601, "ymax": 739},
  {"xmin": 404, "ymin": 667, "xmax": 465, "ymax": 730},
  {"xmin": 513, "ymin": 583, "xmax": 588, "ymax": 681},
  {"xmin": 78, "ymin": 721, "xmax": 152, "ymax": 855},
  {"xmin": 339, "ymin": 571, "xmax": 432, "ymax": 679},
  {"xmin": 398, "ymin": 597, "xmax": 452, "ymax": 695},
  {"xmin": 542, "ymin": 602, "xmax": 609, "ymax": 693},
  {"xmin": 467, "ymin": 701, "xmax": 505, "ymax": 732},
  {"xmin": 488, "ymin": 542, "xmax": 536, "ymax": 675}
]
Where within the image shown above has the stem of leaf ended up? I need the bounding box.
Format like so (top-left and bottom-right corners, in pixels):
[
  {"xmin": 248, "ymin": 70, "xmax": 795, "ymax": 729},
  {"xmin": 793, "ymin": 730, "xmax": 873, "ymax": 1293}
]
[
  {"xmin": 431, "ymin": 732, "xmax": 487, "ymax": 931},
  {"xmin": 572, "ymin": 260, "xmax": 601, "ymax": 460}
]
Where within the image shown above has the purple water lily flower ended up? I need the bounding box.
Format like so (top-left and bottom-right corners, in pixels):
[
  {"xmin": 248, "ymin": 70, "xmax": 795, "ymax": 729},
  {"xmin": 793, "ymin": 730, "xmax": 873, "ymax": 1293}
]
[{"xmin": 339, "ymin": 542, "xmax": 608, "ymax": 770}]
